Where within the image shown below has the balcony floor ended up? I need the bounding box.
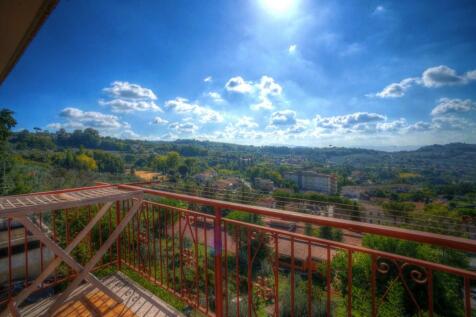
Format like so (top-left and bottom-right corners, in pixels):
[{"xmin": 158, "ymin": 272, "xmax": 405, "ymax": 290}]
[{"xmin": 20, "ymin": 272, "xmax": 183, "ymax": 317}]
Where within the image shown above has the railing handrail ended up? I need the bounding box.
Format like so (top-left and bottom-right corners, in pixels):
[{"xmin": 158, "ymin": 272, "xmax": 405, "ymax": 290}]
[
  {"xmin": 1, "ymin": 183, "xmax": 115, "ymax": 198},
  {"xmin": 120, "ymin": 184, "xmax": 476, "ymax": 253}
]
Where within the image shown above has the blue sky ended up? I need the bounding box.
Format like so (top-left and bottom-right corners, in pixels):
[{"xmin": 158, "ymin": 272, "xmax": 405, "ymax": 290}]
[{"xmin": 1, "ymin": 0, "xmax": 476, "ymax": 148}]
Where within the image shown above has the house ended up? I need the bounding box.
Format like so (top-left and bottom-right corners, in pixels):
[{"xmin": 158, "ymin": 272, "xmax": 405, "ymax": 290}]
[
  {"xmin": 254, "ymin": 177, "xmax": 274, "ymax": 192},
  {"xmin": 284, "ymin": 171, "xmax": 337, "ymax": 194},
  {"xmin": 193, "ymin": 169, "xmax": 217, "ymax": 183}
]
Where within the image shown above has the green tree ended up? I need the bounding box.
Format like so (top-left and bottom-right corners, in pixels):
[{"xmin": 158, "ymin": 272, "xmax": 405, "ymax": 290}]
[
  {"xmin": 333, "ymin": 231, "xmax": 468, "ymax": 317},
  {"xmin": 152, "ymin": 155, "xmax": 167, "ymax": 173},
  {"xmin": 0, "ymin": 109, "xmax": 16, "ymax": 143},
  {"xmin": 178, "ymin": 164, "xmax": 189, "ymax": 178},
  {"xmin": 0, "ymin": 109, "xmax": 17, "ymax": 193},
  {"xmin": 382, "ymin": 201, "xmax": 415, "ymax": 224},
  {"xmin": 75, "ymin": 153, "xmax": 97, "ymax": 171},
  {"xmin": 166, "ymin": 151, "xmax": 180, "ymax": 171},
  {"xmin": 225, "ymin": 210, "xmax": 270, "ymax": 277},
  {"xmin": 93, "ymin": 151, "xmax": 124, "ymax": 174},
  {"xmin": 318, "ymin": 226, "xmax": 343, "ymax": 241}
]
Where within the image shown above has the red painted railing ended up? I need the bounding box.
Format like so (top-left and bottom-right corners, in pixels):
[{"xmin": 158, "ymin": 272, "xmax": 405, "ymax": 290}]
[{"xmin": 1, "ymin": 184, "xmax": 476, "ymax": 316}]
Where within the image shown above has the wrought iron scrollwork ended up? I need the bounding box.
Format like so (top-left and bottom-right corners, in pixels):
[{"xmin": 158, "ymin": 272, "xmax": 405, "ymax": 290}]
[
  {"xmin": 374, "ymin": 256, "xmax": 429, "ymax": 316},
  {"xmin": 402, "ymin": 263, "xmax": 428, "ymax": 284}
]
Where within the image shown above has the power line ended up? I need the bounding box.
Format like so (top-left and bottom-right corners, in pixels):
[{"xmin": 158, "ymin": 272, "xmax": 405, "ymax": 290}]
[
  {"xmin": 141, "ymin": 183, "xmax": 473, "ymax": 236},
  {"xmin": 148, "ymin": 182, "xmax": 474, "ymax": 225}
]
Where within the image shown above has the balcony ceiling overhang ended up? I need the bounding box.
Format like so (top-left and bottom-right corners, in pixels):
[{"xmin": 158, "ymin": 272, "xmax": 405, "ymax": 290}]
[{"xmin": 0, "ymin": 0, "xmax": 58, "ymax": 85}]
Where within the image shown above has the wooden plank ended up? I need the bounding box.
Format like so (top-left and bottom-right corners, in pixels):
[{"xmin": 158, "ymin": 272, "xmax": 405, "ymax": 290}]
[
  {"xmin": 0, "ymin": 190, "xmax": 142, "ymax": 218},
  {"xmin": 16, "ymin": 198, "xmax": 27, "ymax": 207},
  {"xmin": 5, "ymin": 199, "xmax": 15, "ymax": 208},
  {"xmin": 25, "ymin": 197, "xmax": 36, "ymax": 206},
  {"xmin": 46, "ymin": 197, "xmax": 143, "ymax": 316},
  {"xmin": 53, "ymin": 291, "xmax": 138, "ymax": 317}
]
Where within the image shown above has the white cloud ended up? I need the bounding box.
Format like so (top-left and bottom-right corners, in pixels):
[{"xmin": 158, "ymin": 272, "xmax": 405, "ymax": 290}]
[
  {"xmin": 315, "ymin": 112, "xmax": 386, "ymax": 130},
  {"xmin": 47, "ymin": 107, "xmax": 137, "ymax": 138},
  {"xmin": 224, "ymin": 75, "xmax": 283, "ymax": 111},
  {"xmin": 251, "ymin": 76, "xmax": 283, "ymax": 111},
  {"xmin": 207, "ymin": 91, "xmax": 224, "ymax": 103},
  {"xmin": 375, "ymin": 77, "xmax": 420, "ymax": 98},
  {"xmin": 153, "ymin": 116, "xmax": 169, "ymax": 125},
  {"xmin": 287, "ymin": 119, "xmax": 310, "ymax": 134},
  {"xmin": 165, "ymin": 97, "xmax": 223, "ymax": 123},
  {"xmin": 374, "ymin": 65, "xmax": 476, "ymax": 98},
  {"xmin": 204, "ymin": 117, "xmax": 262, "ymax": 142},
  {"xmin": 257, "ymin": 76, "xmax": 283, "ymax": 96},
  {"xmin": 422, "ymin": 65, "xmax": 473, "ymax": 87},
  {"xmin": 120, "ymin": 130, "xmax": 141, "ymax": 139},
  {"xmin": 467, "ymin": 70, "xmax": 476, "ymax": 80},
  {"xmin": 431, "ymin": 98, "xmax": 475, "ymax": 116},
  {"xmin": 204, "ymin": 76, "xmax": 213, "ymax": 83},
  {"xmin": 373, "ymin": 5, "xmax": 385, "ymax": 14},
  {"xmin": 169, "ymin": 121, "xmax": 198, "ymax": 134},
  {"xmin": 225, "ymin": 76, "xmax": 254, "ymax": 94},
  {"xmin": 235, "ymin": 116, "xmax": 259, "ymax": 129},
  {"xmin": 406, "ymin": 121, "xmax": 432, "ymax": 132},
  {"xmin": 430, "ymin": 116, "xmax": 474, "ymax": 131},
  {"xmin": 377, "ymin": 118, "xmax": 407, "ymax": 132},
  {"xmin": 219, "ymin": 125, "xmax": 266, "ymax": 141},
  {"xmin": 288, "ymin": 44, "xmax": 297, "ymax": 54},
  {"xmin": 101, "ymin": 81, "xmax": 160, "ymax": 113},
  {"xmin": 269, "ymin": 110, "xmax": 297, "ymax": 126},
  {"xmin": 58, "ymin": 107, "xmax": 125, "ymax": 129},
  {"xmin": 103, "ymin": 81, "xmax": 157, "ymax": 100},
  {"xmin": 99, "ymin": 99, "xmax": 161, "ymax": 113},
  {"xmin": 161, "ymin": 132, "xmax": 179, "ymax": 140},
  {"xmin": 250, "ymin": 99, "xmax": 274, "ymax": 111}
]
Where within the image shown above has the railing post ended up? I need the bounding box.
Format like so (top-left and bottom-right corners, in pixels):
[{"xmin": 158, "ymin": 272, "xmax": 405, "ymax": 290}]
[
  {"xmin": 116, "ymin": 200, "xmax": 121, "ymax": 270},
  {"xmin": 214, "ymin": 206, "xmax": 224, "ymax": 317}
]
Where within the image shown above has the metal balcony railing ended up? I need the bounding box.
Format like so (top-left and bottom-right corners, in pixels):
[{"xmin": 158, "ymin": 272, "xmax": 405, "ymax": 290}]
[{"xmin": 1, "ymin": 183, "xmax": 476, "ymax": 316}]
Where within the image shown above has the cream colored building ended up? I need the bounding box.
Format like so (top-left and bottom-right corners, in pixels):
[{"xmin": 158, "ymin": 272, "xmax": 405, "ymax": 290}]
[{"xmin": 284, "ymin": 171, "xmax": 337, "ymax": 194}]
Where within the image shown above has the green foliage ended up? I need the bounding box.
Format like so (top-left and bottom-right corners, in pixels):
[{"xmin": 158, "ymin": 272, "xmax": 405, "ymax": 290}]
[
  {"xmin": 278, "ymin": 275, "xmax": 324, "ymax": 317},
  {"xmin": 410, "ymin": 203, "xmax": 463, "ymax": 234},
  {"xmin": 226, "ymin": 210, "xmax": 263, "ymax": 229},
  {"xmin": 178, "ymin": 164, "xmax": 189, "ymax": 178},
  {"xmin": 75, "ymin": 153, "xmax": 97, "ymax": 171},
  {"xmin": 166, "ymin": 151, "xmax": 180, "ymax": 170},
  {"xmin": 303, "ymin": 223, "xmax": 343, "ymax": 242},
  {"xmin": 11, "ymin": 129, "xmax": 56, "ymax": 150},
  {"xmin": 225, "ymin": 211, "xmax": 270, "ymax": 277},
  {"xmin": 92, "ymin": 150, "xmax": 124, "ymax": 174},
  {"xmin": 382, "ymin": 200, "xmax": 415, "ymax": 222},
  {"xmin": 332, "ymin": 234, "xmax": 469, "ymax": 317},
  {"xmin": 52, "ymin": 128, "xmax": 130, "ymax": 151},
  {"xmin": 318, "ymin": 226, "xmax": 343, "ymax": 241},
  {"xmin": 0, "ymin": 108, "xmax": 16, "ymax": 143},
  {"xmin": 247, "ymin": 165, "xmax": 283, "ymax": 185}
]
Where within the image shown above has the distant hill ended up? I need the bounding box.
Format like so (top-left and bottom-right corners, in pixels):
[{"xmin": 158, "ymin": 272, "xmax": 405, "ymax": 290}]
[{"xmin": 8, "ymin": 129, "xmax": 476, "ymax": 181}]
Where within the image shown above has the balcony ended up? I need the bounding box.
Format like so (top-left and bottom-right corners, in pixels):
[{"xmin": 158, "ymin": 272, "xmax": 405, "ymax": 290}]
[{"xmin": 1, "ymin": 183, "xmax": 475, "ymax": 316}]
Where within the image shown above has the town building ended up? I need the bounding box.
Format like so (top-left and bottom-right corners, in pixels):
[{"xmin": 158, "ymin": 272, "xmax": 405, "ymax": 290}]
[
  {"xmin": 284, "ymin": 171, "xmax": 337, "ymax": 194},
  {"xmin": 193, "ymin": 169, "xmax": 217, "ymax": 183},
  {"xmin": 254, "ymin": 177, "xmax": 274, "ymax": 192}
]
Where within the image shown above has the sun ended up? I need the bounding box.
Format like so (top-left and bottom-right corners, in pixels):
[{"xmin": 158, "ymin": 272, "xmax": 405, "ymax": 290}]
[{"xmin": 260, "ymin": 0, "xmax": 296, "ymax": 16}]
